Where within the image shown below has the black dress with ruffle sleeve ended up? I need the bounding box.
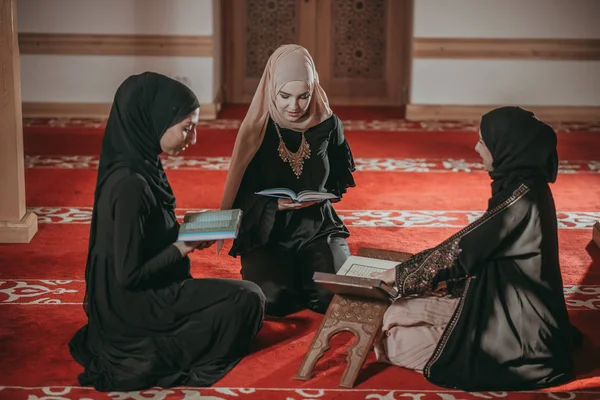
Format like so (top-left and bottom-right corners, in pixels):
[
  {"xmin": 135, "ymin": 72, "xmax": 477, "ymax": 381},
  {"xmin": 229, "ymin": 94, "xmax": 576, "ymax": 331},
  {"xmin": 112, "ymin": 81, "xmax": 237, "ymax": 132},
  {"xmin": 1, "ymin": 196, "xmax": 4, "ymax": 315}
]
[{"xmin": 230, "ymin": 114, "xmax": 356, "ymax": 316}]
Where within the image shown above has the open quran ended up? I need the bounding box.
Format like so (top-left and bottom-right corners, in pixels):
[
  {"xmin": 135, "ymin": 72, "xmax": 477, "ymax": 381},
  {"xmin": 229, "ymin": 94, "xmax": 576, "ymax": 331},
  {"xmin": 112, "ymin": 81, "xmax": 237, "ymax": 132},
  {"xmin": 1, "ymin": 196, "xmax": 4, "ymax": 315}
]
[
  {"xmin": 255, "ymin": 188, "xmax": 339, "ymax": 203},
  {"xmin": 313, "ymin": 255, "xmax": 412, "ymax": 301},
  {"xmin": 177, "ymin": 209, "xmax": 242, "ymax": 242}
]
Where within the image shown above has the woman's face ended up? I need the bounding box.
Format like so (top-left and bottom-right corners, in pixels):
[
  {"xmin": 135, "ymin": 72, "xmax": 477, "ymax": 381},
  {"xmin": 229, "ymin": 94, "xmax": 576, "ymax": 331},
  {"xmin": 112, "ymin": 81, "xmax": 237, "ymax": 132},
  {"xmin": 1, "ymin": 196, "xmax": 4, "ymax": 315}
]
[
  {"xmin": 475, "ymin": 130, "xmax": 494, "ymax": 171},
  {"xmin": 160, "ymin": 107, "xmax": 200, "ymax": 156},
  {"xmin": 275, "ymin": 81, "xmax": 311, "ymax": 122}
]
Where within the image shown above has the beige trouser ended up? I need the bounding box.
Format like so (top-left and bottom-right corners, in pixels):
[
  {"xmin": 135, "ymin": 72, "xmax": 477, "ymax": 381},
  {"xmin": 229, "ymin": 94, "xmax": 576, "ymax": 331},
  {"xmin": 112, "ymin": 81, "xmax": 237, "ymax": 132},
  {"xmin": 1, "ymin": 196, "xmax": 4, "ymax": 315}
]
[{"xmin": 374, "ymin": 296, "xmax": 460, "ymax": 372}]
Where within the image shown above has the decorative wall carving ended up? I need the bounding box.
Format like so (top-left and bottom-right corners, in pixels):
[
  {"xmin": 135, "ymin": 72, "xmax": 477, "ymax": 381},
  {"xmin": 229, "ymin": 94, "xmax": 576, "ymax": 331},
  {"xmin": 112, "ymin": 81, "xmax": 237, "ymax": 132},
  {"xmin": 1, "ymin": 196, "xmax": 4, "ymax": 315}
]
[
  {"xmin": 332, "ymin": 0, "xmax": 386, "ymax": 79},
  {"xmin": 246, "ymin": 0, "xmax": 297, "ymax": 78}
]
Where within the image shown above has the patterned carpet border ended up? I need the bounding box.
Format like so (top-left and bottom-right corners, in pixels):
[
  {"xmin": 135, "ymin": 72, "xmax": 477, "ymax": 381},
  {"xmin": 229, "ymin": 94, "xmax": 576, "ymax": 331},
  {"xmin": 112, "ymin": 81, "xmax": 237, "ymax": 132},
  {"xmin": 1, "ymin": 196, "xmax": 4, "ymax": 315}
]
[
  {"xmin": 1, "ymin": 280, "xmax": 599, "ymax": 309},
  {"xmin": 24, "ymin": 155, "xmax": 600, "ymax": 174},
  {"xmin": 1, "ymin": 386, "xmax": 599, "ymax": 400},
  {"xmin": 25, "ymin": 207, "xmax": 600, "ymax": 230},
  {"xmin": 22, "ymin": 118, "xmax": 600, "ymax": 133}
]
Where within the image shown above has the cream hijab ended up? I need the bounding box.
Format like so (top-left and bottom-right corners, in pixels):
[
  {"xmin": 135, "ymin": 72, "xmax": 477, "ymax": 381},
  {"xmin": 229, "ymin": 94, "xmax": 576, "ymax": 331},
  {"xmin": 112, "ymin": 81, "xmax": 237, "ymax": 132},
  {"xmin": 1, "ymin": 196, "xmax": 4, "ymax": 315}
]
[{"xmin": 217, "ymin": 44, "xmax": 332, "ymax": 253}]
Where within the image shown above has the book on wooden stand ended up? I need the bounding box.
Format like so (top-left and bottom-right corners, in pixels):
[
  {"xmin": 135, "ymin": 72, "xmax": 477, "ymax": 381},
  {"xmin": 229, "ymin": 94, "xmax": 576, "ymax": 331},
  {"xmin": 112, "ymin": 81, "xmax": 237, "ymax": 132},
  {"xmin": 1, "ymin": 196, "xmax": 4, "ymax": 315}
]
[
  {"xmin": 297, "ymin": 252, "xmax": 413, "ymax": 388},
  {"xmin": 313, "ymin": 273, "xmax": 397, "ymax": 301},
  {"xmin": 313, "ymin": 255, "xmax": 412, "ymax": 301},
  {"xmin": 594, "ymin": 221, "xmax": 600, "ymax": 249},
  {"xmin": 313, "ymin": 256, "xmax": 403, "ymax": 301}
]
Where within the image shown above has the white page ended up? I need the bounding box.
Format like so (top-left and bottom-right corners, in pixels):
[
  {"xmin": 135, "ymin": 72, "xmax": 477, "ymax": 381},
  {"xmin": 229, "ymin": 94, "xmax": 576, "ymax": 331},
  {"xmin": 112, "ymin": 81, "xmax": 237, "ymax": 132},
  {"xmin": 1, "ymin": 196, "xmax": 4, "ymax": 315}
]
[{"xmin": 336, "ymin": 256, "xmax": 400, "ymax": 278}]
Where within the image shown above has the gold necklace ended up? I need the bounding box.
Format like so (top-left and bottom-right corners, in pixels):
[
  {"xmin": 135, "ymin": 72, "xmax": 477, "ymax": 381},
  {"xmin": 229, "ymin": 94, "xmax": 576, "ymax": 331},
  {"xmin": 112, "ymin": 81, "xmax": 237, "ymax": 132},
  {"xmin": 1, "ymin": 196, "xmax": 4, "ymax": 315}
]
[{"xmin": 274, "ymin": 122, "xmax": 311, "ymax": 179}]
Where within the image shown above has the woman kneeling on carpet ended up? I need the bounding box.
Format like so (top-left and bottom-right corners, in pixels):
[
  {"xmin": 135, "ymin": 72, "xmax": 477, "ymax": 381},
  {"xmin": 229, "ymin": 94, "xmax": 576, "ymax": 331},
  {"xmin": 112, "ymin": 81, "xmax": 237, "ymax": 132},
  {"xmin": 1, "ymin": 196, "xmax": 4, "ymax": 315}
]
[
  {"xmin": 218, "ymin": 44, "xmax": 356, "ymax": 317},
  {"xmin": 69, "ymin": 72, "xmax": 265, "ymax": 392},
  {"xmin": 372, "ymin": 106, "xmax": 582, "ymax": 391}
]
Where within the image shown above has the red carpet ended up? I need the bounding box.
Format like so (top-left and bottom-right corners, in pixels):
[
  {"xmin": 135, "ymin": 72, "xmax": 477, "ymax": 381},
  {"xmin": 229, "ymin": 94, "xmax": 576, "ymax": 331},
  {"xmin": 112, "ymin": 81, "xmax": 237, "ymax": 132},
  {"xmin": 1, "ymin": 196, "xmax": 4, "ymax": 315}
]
[{"xmin": 1, "ymin": 112, "xmax": 599, "ymax": 399}]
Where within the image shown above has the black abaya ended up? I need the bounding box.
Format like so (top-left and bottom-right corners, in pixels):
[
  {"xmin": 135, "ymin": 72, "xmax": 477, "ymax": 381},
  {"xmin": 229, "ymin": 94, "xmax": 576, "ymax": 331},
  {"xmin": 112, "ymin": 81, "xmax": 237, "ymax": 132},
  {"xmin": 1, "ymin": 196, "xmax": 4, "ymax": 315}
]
[
  {"xmin": 69, "ymin": 73, "xmax": 265, "ymax": 391},
  {"xmin": 390, "ymin": 107, "xmax": 581, "ymax": 391},
  {"xmin": 230, "ymin": 115, "xmax": 356, "ymax": 316}
]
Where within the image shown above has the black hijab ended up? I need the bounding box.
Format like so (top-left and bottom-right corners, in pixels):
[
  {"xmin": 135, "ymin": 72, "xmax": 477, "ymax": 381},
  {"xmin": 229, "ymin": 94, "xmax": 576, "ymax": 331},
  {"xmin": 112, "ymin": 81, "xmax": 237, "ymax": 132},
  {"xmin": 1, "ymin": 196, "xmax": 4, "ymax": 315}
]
[
  {"xmin": 480, "ymin": 106, "xmax": 558, "ymax": 201},
  {"xmin": 96, "ymin": 72, "xmax": 199, "ymax": 209},
  {"xmin": 83, "ymin": 72, "xmax": 199, "ymax": 314}
]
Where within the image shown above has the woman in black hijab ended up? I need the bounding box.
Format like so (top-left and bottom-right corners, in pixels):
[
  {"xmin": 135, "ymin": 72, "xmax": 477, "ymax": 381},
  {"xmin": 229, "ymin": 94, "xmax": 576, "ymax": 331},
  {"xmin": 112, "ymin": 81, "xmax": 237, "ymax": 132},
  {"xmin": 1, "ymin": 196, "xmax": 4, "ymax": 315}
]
[
  {"xmin": 68, "ymin": 72, "xmax": 265, "ymax": 392},
  {"xmin": 374, "ymin": 107, "xmax": 582, "ymax": 391}
]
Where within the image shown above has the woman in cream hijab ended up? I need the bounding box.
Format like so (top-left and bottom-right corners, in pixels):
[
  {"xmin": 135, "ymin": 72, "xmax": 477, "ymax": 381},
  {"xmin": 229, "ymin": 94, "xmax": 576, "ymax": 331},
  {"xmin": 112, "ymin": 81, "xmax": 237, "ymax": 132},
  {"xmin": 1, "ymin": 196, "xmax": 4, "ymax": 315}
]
[{"xmin": 219, "ymin": 44, "xmax": 356, "ymax": 317}]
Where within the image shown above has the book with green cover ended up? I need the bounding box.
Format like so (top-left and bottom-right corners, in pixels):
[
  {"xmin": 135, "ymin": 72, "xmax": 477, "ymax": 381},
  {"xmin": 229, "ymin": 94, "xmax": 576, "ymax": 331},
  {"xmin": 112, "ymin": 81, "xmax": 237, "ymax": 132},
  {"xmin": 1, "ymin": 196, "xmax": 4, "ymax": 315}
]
[
  {"xmin": 177, "ymin": 209, "xmax": 242, "ymax": 242},
  {"xmin": 255, "ymin": 188, "xmax": 339, "ymax": 203}
]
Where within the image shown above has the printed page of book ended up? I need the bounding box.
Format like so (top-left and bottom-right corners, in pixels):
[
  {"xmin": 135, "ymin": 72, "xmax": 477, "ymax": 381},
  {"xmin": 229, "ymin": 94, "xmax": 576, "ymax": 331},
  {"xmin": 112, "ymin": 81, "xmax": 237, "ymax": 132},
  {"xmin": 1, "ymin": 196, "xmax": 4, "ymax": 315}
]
[
  {"xmin": 181, "ymin": 209, "xmax": 241, "ymax": 234},
  {"xmin": 297, "ymin": 190, "xmax": 338, "ymax": 202},
  {"xmin": 336, "ymin": 256, "xmax": 399, "ymax": 278},
  {"xmin": 255, "ymin": 188, "xmax": 296, "ymax": 199}
]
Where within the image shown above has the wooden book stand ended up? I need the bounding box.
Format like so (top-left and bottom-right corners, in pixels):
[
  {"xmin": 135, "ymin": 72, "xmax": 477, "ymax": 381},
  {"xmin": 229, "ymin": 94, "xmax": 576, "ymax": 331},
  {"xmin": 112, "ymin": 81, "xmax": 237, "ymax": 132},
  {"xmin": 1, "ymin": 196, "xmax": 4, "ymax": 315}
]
[{"xmin": 295, "ymin": 247, "xmax": 412, "ymax": 388}]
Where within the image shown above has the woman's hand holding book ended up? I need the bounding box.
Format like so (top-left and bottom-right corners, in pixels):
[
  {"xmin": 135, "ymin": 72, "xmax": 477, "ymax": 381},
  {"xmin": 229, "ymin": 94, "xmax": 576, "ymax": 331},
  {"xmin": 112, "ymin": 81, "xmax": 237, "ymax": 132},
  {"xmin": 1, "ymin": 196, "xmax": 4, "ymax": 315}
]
[
  {"xmin": 173, "ymin": 240, "xmax": 216, "ymax": 256},
  {"xmin": 277, "ymin": 198, "xmax": 320, "ymax": 211}
]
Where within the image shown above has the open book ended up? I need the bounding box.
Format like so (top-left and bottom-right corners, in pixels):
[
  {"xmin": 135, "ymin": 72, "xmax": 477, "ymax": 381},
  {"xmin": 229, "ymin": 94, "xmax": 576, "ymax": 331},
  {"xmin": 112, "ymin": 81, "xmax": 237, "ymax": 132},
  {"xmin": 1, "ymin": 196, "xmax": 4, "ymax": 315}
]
[
  {"xmin": 313, "ymin": 255, "xmax": 411, "ymax": 301},
  {"xmin": 177, "ymin": 209, "xmax": 242, "ymax": 242},
  {"xmin": 255, "ymin": 188, "xmax": 339, "ymax": 203}
]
